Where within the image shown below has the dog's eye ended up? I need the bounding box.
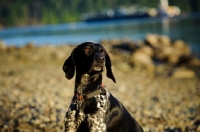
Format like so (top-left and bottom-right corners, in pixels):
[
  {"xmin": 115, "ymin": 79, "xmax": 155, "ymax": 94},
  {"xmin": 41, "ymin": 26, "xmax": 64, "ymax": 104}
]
[
  {"xmin": 84, "ymin": 47, "xmax": 91, "ymax": 53},
  {"xmin": 99, "ymin": 48, "xmax": 105, "ymax": 55},
  {"xmin": 101, "ymin": 51, "xmax": 106, "ymax": 55}
]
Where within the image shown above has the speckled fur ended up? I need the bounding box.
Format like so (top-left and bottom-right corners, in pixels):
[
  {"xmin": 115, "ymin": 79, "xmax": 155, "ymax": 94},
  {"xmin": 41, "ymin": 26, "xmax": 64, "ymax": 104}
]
[{"xmin": 64, "ymin": 89, "xmax": 109, "ymax": 132}]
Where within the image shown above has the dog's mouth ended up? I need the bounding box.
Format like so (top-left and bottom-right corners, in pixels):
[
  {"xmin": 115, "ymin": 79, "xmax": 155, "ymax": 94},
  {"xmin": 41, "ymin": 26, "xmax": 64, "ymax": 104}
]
[
  {"xmin": 94, "ymin": 66, "xmax": 102, "ymax": 71},
  {"xmin": 90, "ymin": 63, "xmax": 104, "ymax": 72},
  {"xmin": 88, "ymin": 62, "xmax": 105, "ymax": 74}
]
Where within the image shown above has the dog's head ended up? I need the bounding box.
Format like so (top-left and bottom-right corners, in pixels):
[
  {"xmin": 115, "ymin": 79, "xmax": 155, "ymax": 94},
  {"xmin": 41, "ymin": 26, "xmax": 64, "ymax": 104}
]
[{"xmin": 63, "ymin": 42, "xmax": 116, "ymax": 83}]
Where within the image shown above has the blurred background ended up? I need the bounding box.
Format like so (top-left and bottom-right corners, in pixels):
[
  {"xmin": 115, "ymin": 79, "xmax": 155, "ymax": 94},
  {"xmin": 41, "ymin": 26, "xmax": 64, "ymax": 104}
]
[
  {"xmin": 0, "ymin": 0, "xmax": 200, "ymax": 51},
  {"xmin": 0, "ymin": 0, "xmax": 200, "ymax": 132}
]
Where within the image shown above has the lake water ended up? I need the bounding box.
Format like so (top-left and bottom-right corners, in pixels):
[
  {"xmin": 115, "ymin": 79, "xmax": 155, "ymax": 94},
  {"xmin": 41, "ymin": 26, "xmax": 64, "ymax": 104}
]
[{"xmin": 0, "ymin": 14, "xmax": 200, "ymax": 55}]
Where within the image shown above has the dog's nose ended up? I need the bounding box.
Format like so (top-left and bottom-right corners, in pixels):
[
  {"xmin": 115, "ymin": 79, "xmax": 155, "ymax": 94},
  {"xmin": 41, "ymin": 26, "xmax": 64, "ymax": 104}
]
[{"xmin": 95, "ymin": 54, "xmax": 105, "ymax": 63}]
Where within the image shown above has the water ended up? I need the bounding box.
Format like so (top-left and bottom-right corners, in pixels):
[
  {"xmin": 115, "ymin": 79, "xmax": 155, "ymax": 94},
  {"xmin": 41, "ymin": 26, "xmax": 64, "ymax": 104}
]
[{"xmin": 0, "ymin": 15, "xmax": 200, "ymax": 55}]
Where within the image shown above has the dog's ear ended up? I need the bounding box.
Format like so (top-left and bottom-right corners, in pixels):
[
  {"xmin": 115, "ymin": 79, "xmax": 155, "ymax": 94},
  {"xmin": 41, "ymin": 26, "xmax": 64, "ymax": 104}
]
[
  {"xmin": 63, "ymin": 49, "xmax": 75, "ymax": 80},
  {"xmin": 105, "ymin": 52, "xmax": 116, "ymax": 83}
]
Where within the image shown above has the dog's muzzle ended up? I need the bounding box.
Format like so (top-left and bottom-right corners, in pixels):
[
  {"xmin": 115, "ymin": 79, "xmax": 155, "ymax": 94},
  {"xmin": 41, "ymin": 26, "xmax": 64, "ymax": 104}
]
[
  {"xmin": 95, "ymin": 53, "xmax": 105, "ymax": 63},
  {"xmin": 93, "ymin": 53, "xmax": 105, "ymax": 71}
]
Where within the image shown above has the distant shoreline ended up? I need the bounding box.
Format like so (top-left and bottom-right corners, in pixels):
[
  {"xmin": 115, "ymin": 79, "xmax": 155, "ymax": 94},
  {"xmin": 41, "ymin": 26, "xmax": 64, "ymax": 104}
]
[
  {"xmin": 1, "ymin": 15, "xmax": 200, "ymax": 51},
  {"xmin": 1, "ymin": 36, "xmax": 200, "ymax": 58}
]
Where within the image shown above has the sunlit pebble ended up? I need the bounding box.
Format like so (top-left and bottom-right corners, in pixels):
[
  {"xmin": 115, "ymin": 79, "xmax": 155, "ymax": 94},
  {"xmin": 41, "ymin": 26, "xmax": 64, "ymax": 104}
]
[
  {"xmin": 49, "ymin": 100, "xmax": 55, "ymax": 108},
  {"xmin": 43, "ymin": 117, "xmax": 50, "ymax": 122},
  {"xmin": 50, "ymin": 114, "xmax": 57, "ymax": 121},
  {"xmin": 15, "ymin": 103, "xmax": 22, "ymax": 109},
  {"xmin": 196, "ymin": 126, "xmax": 200, "ymax": 132},
  {"xmin": 22, "ymin": 113, "xmax": 32, "ymax": 122},
  {"xmin": 0, "ymin": 100, "xmax": 4, "ymax": 106},
  {"xmin": 39, "ymin": 123, "xmax": 46, "ymax": 128},
  {"xmin": 3, "ymin": 125, "xmax": 8, "ymax": 129},
  {"xmin": 33, "ymin": 119, "xmax": 42, "ymax": 125}
]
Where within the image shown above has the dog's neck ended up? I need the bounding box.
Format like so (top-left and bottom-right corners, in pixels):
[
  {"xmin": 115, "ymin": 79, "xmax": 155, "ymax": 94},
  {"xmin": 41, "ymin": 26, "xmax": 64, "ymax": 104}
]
[{"xmin": 74, "ymin": 73, "xmax": 102, "ymax": 95}]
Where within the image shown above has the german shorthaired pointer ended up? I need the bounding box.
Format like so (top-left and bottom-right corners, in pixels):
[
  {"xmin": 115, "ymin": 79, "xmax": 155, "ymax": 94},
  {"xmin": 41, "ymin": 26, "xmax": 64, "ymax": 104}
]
[{"xmin": 63, "ymin": 42, "xmax": 144, "ymax": 132}]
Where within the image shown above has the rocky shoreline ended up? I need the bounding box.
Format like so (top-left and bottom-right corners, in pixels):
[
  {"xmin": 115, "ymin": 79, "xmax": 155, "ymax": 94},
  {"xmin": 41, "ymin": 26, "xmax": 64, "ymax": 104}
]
[{"xmin": 0, "ymin": 36, "xmax": 200, "ymax": 132}]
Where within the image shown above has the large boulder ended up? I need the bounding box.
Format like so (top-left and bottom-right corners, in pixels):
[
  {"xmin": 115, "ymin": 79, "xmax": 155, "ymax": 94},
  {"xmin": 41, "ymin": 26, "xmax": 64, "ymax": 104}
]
[
  {"xmin": 145, "ymin": 34, "xmax": 171, "ymax": 48},
  {"xmin": 145, "ymin": 34, "xmax": 160, "ymax": 48},
  {"xmin": 137, "ymin": 46, "xmax": 154, "ymax": 57},
  {"xmin": 173, "ymin": 40, "xmax": 191, "ymax": 57},
  {"xmin": 158, "ymin": 35, "xmax": 171, "ymax": 47},
  {"xmin": 187, "ymin": 57, "xmax": 200, "ymax": 67},
  {"xmin": 130, "ymin": 50, "xmax": 155, "ymax": 71},
  {"xmin": 155, "ymin": 46, "xmax": 175, "ymax": 61},
  {"xmin": 154, "ymin": 39, "xmax": 191, "ymax": 65}
]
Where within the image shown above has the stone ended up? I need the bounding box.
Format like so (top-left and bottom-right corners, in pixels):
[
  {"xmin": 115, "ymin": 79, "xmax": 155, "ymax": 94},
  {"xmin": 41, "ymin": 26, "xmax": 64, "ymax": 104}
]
[
  {"xmin": 145, "ymin": 34, "xmax": 159, "ymax": 48},
  {"xmin": 155, "ymin": 46, "xmax": 175, "ymax": 60},
  {"xmin": 159, "ymin": 35, "xmax": 171, "ymax": 47},
  {"xmin": 130, "ymin": 51, "xmax": 155, "ymax": 71},
  {"xmin": 168, "ymin": 54, "xmax": 180, "ymax": 65},
  {"xmin": 0, "ymin": 40, "xmax": 6, "ymax": 51},
  {"xmin": 24, "ymin": 43, "xmax": 35, "ymax": 49},
  {"xmin": 173, "ymin": 40, "xmax": 191, "ymax": 56},
  {"xmin": 187, "ymin": 58, "xmax": 200, "ymax": 67},
  {"xmin": 137, "ymin": 46, "xmax": 154, "ymax": 57},
  {"xmin": 109, "ymin": 38, "xmax": 122, "ymax": 45},
  {"xmin": 17, "ymin": 123, "xmax": 33, "ymax": 132},
  {"xmin": 171, "ymin": 68, "xmax": 195, "ymax": 78}
]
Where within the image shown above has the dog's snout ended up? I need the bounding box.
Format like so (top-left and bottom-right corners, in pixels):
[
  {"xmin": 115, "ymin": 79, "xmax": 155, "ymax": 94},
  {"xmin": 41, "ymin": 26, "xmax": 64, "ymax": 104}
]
[{"xmin": 95, "ymin": 54, "xmax": 105, "ymax": 63}]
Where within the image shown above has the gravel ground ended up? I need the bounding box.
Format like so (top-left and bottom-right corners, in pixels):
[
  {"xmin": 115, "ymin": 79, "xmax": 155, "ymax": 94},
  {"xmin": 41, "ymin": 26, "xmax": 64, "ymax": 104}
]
[{"xmin": 0, "ymin": 44, "xmax": 199, "ymax": 132}]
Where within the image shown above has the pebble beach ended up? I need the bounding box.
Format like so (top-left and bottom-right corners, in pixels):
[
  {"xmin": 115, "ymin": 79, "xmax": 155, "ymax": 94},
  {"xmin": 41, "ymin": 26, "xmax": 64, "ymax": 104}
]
[{"xmin": 0, "ymin": 40, "xmax": 200, "ymax": 132}]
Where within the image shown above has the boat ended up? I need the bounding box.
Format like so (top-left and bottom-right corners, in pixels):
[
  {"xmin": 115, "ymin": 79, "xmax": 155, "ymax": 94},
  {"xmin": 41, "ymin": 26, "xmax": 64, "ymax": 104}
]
[
  {"xmin": 80, "ymin": 6, "xmax": 152, "ymax": 22},
  {"xmin": 80, "ymin": 3, "xmax": 181, "ymax": 22}
]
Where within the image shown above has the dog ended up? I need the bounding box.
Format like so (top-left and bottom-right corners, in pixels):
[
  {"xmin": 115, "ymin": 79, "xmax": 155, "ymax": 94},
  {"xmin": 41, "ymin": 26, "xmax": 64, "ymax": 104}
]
[{"xmin": 63, "ymin": 42, "xmax": 144, "ymax": 132}]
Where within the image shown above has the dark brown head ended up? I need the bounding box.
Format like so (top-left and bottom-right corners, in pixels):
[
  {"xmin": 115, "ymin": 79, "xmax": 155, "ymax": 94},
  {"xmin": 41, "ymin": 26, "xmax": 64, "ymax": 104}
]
[{"xmin": 63, "ymin": 42, "xmax": 116, "ymax": 83}]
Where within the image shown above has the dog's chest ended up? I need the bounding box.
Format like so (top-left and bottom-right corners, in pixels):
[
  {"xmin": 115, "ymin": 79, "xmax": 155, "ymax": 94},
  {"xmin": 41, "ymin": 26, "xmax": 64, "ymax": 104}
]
[
  {"xmin": 84, "ymin": 94, "xmax": 108, "ymax": 131},
  {"xmin": 95, "ymin": 94, "xmax": 108, "ymax": 113},
  {"xmin": 82, "ymin": 93, "xmax": 109, "ymax": 115},
  {"xmin": 64, "ymin": 88, "xmax": 110, "ymax": 132}
]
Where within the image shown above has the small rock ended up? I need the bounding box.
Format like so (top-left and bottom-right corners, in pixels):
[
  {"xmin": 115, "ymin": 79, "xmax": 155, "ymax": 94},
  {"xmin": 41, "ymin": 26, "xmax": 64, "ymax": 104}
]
[
  {"xmin": 109, "ymin": 38, "xmax": 122, "ymax": 45},
  {"xmin": 168, "ymin": 54, "xmax": 180, "ymax": 65},
  {"xmin": 50, "ymin": 114, "xmax": 57, "ymax": 121},
  {"xmin": 0, "ymin": 40, "xmax": 6, "ymax": 51},
  {"xmin": 173, "ymin": 40, "xmax": 191, "ymax": 56},
  {"xmin": 137, "ymin": 46, "xmax": 154, "ymax": 57},
  {"xmin": 51, "ymin": 51, "xmax": 65, "ymax": 59},
  {"xmin": 171, "ymin": 68, "xmax": 195, "ymax": 78},
  {"xmin": 24, "ymin": 43, "xmax": 35, "ymax": 50},
  {"xmin": 187, "ymin": 57, "xmax": 200, "ymax": 67},
  {"xmin": 145, "ymin": 34, "xmax": 159, "ymax": 48},
  {"xmin": 6, "ymin": 46, "xmax": 17, "ymax": 52},
  {"xmin": 196, "ymin": 125, "xmax": 200, "ymax": 132},
  {"xmin": 159, "ymin": 35, "xmax": 171, "ymax": 46},
  {"xmin": 17, "ymin": 123, "xmax": 33, "ymax": 132},
  {"xmin": 115, "ymin": 61, "xmax": 132, "ymax": 72},
  {"xmin": 155, "ymin": 46, "xmax": 175, "ymax": 60},
  {"xmin": 173, "ymin": 40, "xmax": 186, "ymax": 48}
]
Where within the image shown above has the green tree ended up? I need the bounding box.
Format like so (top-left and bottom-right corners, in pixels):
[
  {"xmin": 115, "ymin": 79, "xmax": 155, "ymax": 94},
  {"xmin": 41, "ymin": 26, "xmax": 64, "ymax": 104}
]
[{"xmin": 0, "ymin": 0, "xmax": 199, "ymax": 27}]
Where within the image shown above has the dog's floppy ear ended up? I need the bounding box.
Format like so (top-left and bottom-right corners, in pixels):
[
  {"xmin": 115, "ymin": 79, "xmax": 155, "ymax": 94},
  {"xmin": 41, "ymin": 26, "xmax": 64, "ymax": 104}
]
[
  {"xmin": 105, "ymin": 52, "xmax": 116, "ymax": 83},
  {"xmin": 63, "ymin": 49, "xmax": 75, "ymax": 80}
]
